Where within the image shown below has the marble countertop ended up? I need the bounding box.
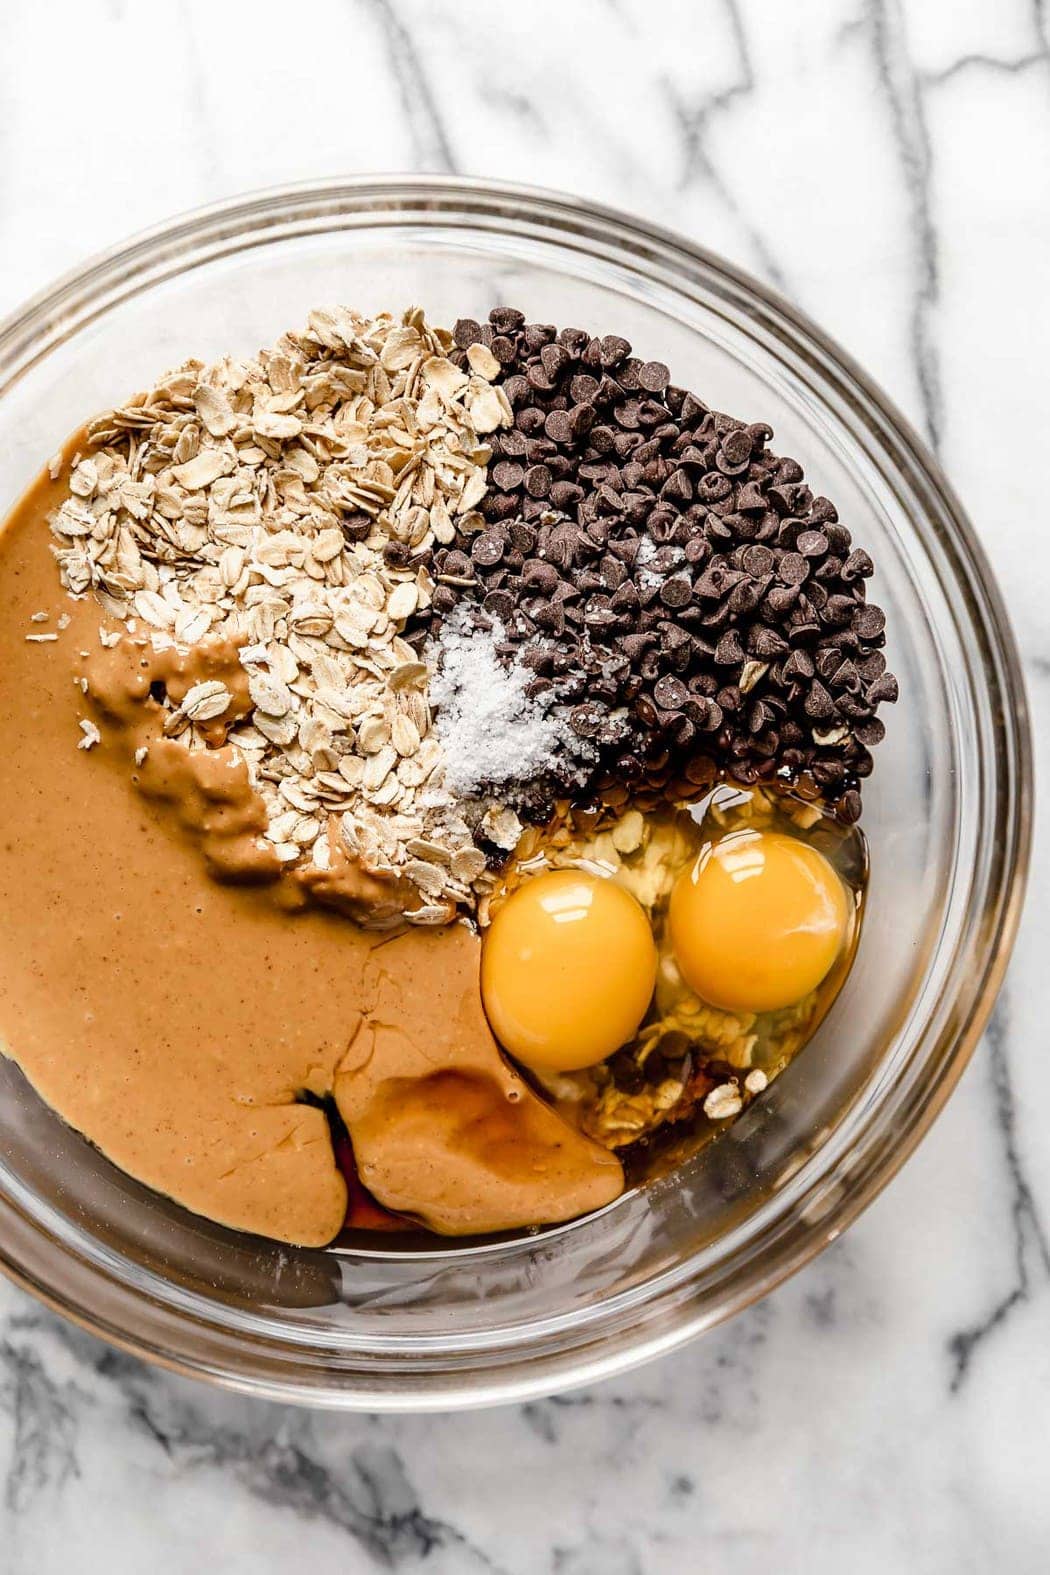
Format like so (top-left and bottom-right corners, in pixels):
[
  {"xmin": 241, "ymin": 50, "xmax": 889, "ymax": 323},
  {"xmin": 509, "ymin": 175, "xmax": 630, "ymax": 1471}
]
[{"xmin": 2, "ymin": 1, "xmax": 1048, "ymax": 1570}]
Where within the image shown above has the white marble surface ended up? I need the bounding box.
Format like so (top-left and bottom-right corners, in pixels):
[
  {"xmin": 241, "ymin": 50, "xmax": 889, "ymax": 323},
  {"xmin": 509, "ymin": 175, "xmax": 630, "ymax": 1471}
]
[{"xmin": 2, "ymin": 1, "xmax": 1049, "ymax": 1570}]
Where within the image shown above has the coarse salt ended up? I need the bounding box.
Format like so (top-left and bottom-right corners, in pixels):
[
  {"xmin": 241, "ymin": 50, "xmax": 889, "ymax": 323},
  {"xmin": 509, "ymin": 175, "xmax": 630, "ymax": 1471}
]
[{"xmin": 429, "ymin": 611, "xmax": 588, "ymax": 798}]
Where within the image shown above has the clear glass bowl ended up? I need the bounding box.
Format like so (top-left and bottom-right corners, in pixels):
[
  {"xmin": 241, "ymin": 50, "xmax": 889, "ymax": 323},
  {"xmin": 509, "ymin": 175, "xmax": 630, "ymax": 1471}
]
[{"xmin": 0, "ymin": 177, "xmax": 1031, "ymax": 1409}]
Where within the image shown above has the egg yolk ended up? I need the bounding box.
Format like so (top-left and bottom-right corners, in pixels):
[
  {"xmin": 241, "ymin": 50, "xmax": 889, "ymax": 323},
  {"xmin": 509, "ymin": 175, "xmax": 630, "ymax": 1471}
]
[
  {"xmin": 481, "ymin": 869, "xmax": 658, "ymax": 1072},
  {"xmin": 668, "ymin": 830, "xmax": 849, "ymax": 1014}
]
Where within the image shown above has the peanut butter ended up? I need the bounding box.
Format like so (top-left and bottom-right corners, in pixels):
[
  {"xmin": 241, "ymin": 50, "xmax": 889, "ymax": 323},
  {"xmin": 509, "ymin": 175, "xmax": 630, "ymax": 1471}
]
[{"xmin": 0, "ymin": 454, "xmax": 623, "ymax": 1245}]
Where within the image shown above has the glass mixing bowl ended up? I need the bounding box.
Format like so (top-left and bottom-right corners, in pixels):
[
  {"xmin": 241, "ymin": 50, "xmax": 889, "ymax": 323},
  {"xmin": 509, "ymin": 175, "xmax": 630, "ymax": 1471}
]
[{"xmin": 0, "ymin": 178, "xmax": 1031, "ymax": 1409}]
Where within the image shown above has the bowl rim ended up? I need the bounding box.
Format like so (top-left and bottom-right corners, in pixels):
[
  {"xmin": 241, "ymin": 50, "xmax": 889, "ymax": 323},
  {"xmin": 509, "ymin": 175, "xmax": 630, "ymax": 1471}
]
[{"xmin": 0, "ymin": 173, "xmax": 1033, "ymax": 1410}]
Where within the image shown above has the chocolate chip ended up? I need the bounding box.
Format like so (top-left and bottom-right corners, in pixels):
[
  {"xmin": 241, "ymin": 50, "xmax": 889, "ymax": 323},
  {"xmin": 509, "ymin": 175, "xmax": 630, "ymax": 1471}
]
[
  {"xmin": 750, "ymin": 626, "xmax": 789, "ymax": 659},
  {"xmin": 653, "ymin": 674, "xmax": 689, "ymax": 709},
  {"xmin": 659, "ymin": 576, "xmax": 693, "ymax": 609},
  {"xmin": 453, "ymin": 318, "xmax": 483, "ymax": 349},
  {"xmin": 852, "ymin": 604, "xmax": 886, "ymax": 640},
  {"xmin": 568, "ymin": 402, "xmax": 596, "ymax": 440},
  {"xmin": 522, "ymin": 559, "xmax": 560, "ymax": 593},
  {"xmin": 491, "ymin": 461, "xmax": 524, "ymax": 491},
  {"xmin": 842, "ymin": 548, "xmax": 874, "ymax": 581},
  {"xmin": 570, "ymin": 373, "xmax": 600, "ymax": 403},
  {"xmin": 471, "ymin": 532, "xmax": 506, "ymax": 567},
  {"xmin": 341, "ymin": 511, "xmax": 373, "ymax": 543},
  {"xmin": 840, "ymin": 789, "xmax": 862, "ymax": 823},
  {"xmin": 796, "ymin": 530, "xmax": 829, "ymax": 558},
  {"xmin": 424, "ymin": 309, "xmax": 896, "ymax": 818},
  {"xmin": 637, "ymin": 360, "xmax": 670, "ymax": 393},
  {"xmin": 549, "ymin": 480, "xmax": 584, "ymax": 510},
  {"xmin": 804, "ymin": 680, "xmax": 835, "ymax": 720},
  {"xmin": 715, "ymin": 629, "xmax": 745, "ymax": 666},
  {"xmin": 779, "ymin": 552, "xmax": 810, "ymax": 585},
  {"xmin": 867, "ymin": 672, "xmax": 899, "ymax": 704},
  {"xmin": 570, "ymin": 702, "xmax": 604, "ymax": 738},
  {"xmin": 524, "ymin": 464, "xmax": 552, "ymax": 499},
  {"xmin": 483, "ymin": 590, "xmax": 515, "ymax": 620},
  {"xmin": 783, "ymin": 649, "xmax": 815, "ymax": 681},
  {"xmin": 490, "ymin": 306, "xmax": 525, "ymax": 333},
  {"xmin": 742, "ymin": 545, "xmax": 774, "ymax": 577},
  {"xmin": 720, "ymin": 428, "xmax": 754, "ymax": 466},
  {"xmin": 599, "ymin": 335, "xmax": 632, "ymax": 368}
]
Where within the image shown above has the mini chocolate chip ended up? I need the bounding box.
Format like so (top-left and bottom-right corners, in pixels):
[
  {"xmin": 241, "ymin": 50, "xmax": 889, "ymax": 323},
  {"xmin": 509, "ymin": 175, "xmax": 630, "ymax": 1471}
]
[
  {"xmin": 742, "ymin": 545, "xmax": 775, "ymax": 577},
  {"xmin": 796, "ymin": 530, "xmax": 829, "ymax": 557},
  {"xmin": 659, "ymin": 576, "xmax": 693, "ymax": 608},
  {"xmin": 653, "ymin": 674, "xmax": 689, "ymax": 709},
  {"xmin": 541, "ymin": 342, "xmax": 571, "ymax": 379},
  {"xmin": 498, "ymin": 427, "xmax": 528, "ymax": 458},
  {"xmin": 452, "ymin": 318, "xmax": 483, "ymax": 349},
  {"xmin": 489, "ymin": 306, "xmax": 525, "ymax": 332},
  {"xmin": 779, "ymin": 553, "xmax": 810, "ymax": 585},
  {"xmin": 783, "ymin": 649, "xmax": 815, "ymax": 681},
  {"xmin": 840, "ymin": 789, "xmax": 862, "ymax": 823},
  {"xmin": 524, "ymin": 464, "xmax": 553, "ymax": 499},
  {"xmin": 491, "ymin": 460, "xmax": 524, "ymax": 490},
  {"xmin": 842, "ymin": 548, "xmax": 874, "ymax": 581},
  {"xmin": 558, "ymin": 326, "xmax": 589, "ymax": 354},
  {"xmin": 853, "ymin": 603, "xmax": 886, "ymax": 639},
  {"xmin": 341, "ymin": 512, "xmax": 373, "ymax": 542},
  {"xmin": 855, "ymin": 717, "xmax": 886, "ymax": 746},
  {"xmin": 490, "ymin": 335, "xmax": 517, "ymax": 364},
  {"xmin": 804, "ymin": 680, "xmax": 835, "ymax": 719},
  {"xmin": 549, "ymin": 480, "xmax": 584, "ymax": 510},
  {"xmin": 570, "ymin": 702, "xmax": 604, "ymax": 738},
  {"xmin": 637, "ymin": 360, "xmax": 670, "ymax": 393},
  {"xmin": 523, "ymin": 323, "xmax": 555, "ymax": 352},
  {"xmin": 750, "ymin": 626, "xmax": 789, "ymax": 659},
  {"xmin": 728, "ymin": 579, "xmax": 761, "ymax": 616},
  {"xmin": 522, "ymin": 559, "xmax": 560, "ymax": 593},
  {"xmin": 720, "ymin": 428, "xmax": 754, "ymax": 466},
  {"xmin": 823, "ymin": 595, "xmax": 856, "ymax": 627},
  {"xmin": 714, "ymin": 629, "xmax": 745, "ymax": 666},
  {"xmin": 508, "ymin": 522, "xmax": 537, "ymax": 554},
  {"xmin": 831, "ymin": 658, "xmax": 861, "ymax": 693},
  {"xmin": 698, "ymin": 472, "xmax": 732, "ymax": 502},
  {"xmin": 471, "ymin": 532, "xmax": 506, "ymax": 567},
  {"xmin": 544, "ymin": 410, "xmax": 574, "ymax": 444},
  {"xmin": 570, "ymin": 373, "xmax": 600, "ymax": 403},
  {"xmin": 568, "ymin": 403, "xmax": 597, "ymax": 440},
  {"xmin": 867, "ymin": 673, "xmax": 899, "ymax": 704},
  {"xmin": 599, "ymin": 334, "xmax": 632, "ymax": 368},
  {"xmin": 483, "ymin": 590, "xmax": 515, "ymax": 620},
  {"xmin": 660, "ymin": 469, "xmax": 693, "ymax": 506}
]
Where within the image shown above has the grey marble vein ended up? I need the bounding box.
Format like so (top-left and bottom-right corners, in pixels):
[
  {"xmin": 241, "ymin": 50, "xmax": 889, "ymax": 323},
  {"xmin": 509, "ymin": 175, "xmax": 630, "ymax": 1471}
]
[
  {"xmin": 947, "ymin": 997, "xmax": 1050, "ymax": 1392},
  {"xmin": 924, "ymin": 49, "xmax": 1049, "ymax": 86},
  {"xmin": 0, "ymin": 1338, "xmax": 81, "ymax": 1513},
  {"xmin": 356, "ymin": 0, "xmax": 458, "ymax": 173},
  {"xmin": 664, "ymin": 0, "xmax": 788, "ymax": 291},
  {"xmin": 859, "ymin": 0, "xmax": 944, "ymax": 449}
]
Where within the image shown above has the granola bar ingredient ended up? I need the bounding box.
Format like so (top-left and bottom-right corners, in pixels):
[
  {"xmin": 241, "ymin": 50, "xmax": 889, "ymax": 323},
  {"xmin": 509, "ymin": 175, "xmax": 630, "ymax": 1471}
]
[
  {"xmin": 668, "ymin": 829, "xmax": 849, "ymax": 1013},
  {"xmin": 437, "ymin": 309, "xmax": 898, "ymax": 821},
  {"xmin": 0, "ymin": 460, "xmax": 624, "ymax": 1244},
  {"xmin": 480, "ymin": 869, "xmax": 657, "ymax": 1072},
  {"xmin": 49, "ymin": 307, "xmax": 513, "ymax": 919},
  {"xmin": 428, "ymin": 606, "xmax": 589, "ymax": 796},
  {"xmin": 336, "ymin": 927, "xmax": 623, "ymax": 1234}
]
